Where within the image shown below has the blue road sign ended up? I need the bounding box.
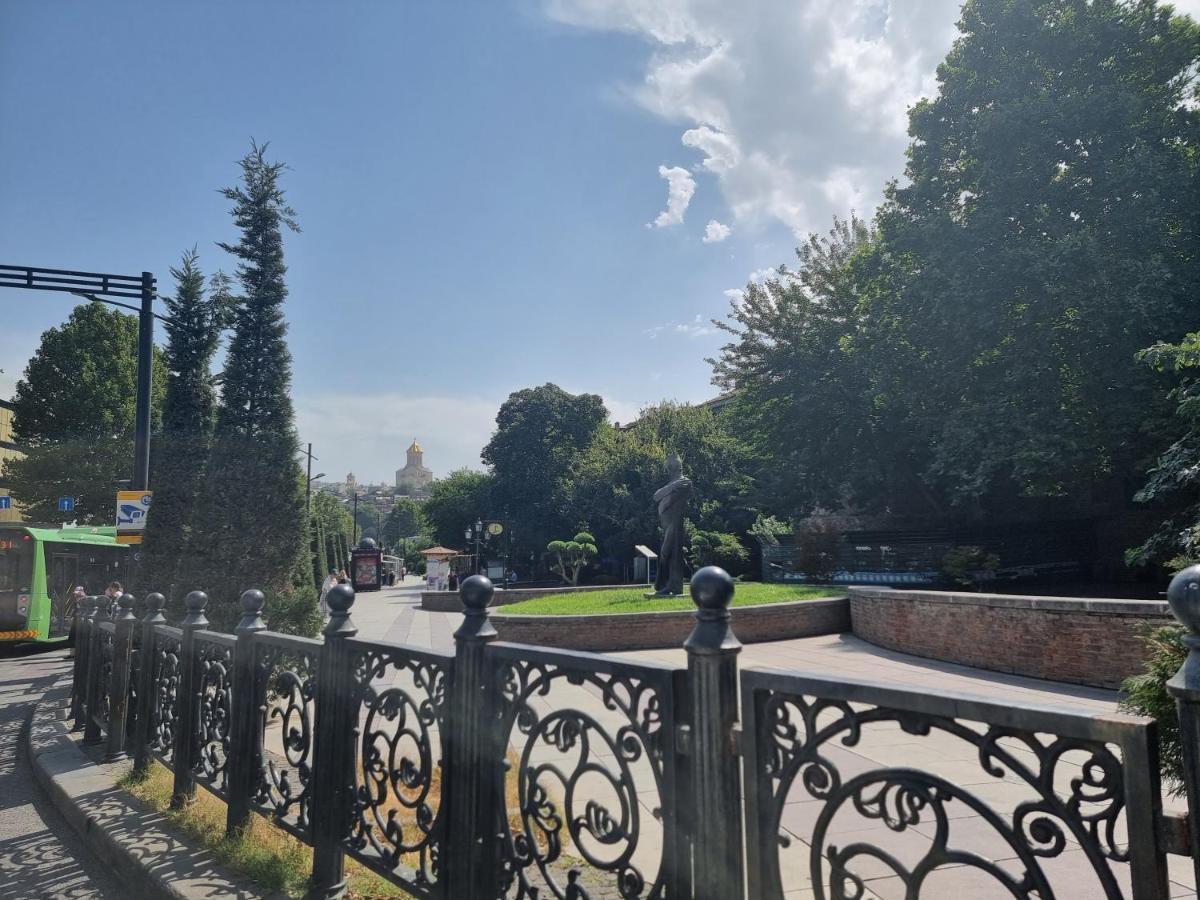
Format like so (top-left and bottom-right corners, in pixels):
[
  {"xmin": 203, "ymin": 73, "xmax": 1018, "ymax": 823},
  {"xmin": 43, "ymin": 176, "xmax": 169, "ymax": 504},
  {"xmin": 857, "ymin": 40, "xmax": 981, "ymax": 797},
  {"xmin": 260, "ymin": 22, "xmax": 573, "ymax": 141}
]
[
  {"xmin": 58, "ymin": 497, "xmax": 75, "ymax": 512},
  {"xmin": 0, "ymin": 496, "xmax": 10, "ymax": 510}
]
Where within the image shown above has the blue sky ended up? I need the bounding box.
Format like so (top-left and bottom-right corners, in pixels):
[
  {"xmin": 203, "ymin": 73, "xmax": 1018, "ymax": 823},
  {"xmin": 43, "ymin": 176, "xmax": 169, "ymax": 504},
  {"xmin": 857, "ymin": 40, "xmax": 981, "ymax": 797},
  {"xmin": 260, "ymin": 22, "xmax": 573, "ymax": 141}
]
[{"xmin": 7, "ymin": 1, "xmax": 1194, "ymax": 482}]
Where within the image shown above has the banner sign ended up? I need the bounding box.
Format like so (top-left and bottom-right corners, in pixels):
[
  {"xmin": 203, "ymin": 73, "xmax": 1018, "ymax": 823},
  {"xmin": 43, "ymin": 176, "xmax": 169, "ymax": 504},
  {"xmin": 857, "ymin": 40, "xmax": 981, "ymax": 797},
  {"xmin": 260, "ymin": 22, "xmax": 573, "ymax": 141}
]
[{"xmin": 116, "ymin": 490, "xmax": 152, "ymax": 545}]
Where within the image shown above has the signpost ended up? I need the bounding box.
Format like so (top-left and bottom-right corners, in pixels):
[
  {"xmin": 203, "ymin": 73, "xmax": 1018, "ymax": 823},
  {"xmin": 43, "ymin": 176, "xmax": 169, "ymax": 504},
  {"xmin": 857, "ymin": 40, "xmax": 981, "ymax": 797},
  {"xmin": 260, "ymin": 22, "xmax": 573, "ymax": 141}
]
[
  {"xmin": 58, "ymin": 497, "xmax": 75, "ymax": 513},
  {"xmin": 115, "ymin": 490, "xmax": 152, "ymax": 545},
  {"xmin": 0, "ymin": 496, "xmax": 10, "ymax": 510}
]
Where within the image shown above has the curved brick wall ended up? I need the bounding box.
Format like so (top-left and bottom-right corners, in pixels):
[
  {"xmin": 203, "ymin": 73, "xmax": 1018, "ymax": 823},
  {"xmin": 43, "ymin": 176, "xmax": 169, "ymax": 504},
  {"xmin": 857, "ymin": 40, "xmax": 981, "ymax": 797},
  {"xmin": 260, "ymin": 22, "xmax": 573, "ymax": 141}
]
[
  {"xmin": 489, "ymin": 598, "xmax": 849, "ymax": 652},
  {"xmin": 848, "ymin": 588, "xmax": 1174, "ymax": 689}
]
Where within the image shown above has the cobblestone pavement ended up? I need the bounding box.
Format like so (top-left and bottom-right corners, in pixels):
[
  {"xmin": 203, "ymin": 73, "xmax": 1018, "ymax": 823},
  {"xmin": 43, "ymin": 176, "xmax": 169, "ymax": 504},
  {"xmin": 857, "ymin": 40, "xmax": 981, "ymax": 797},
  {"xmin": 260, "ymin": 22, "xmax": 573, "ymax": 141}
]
[{"xmin": 0, "ymin": 644, "xmax": 123, "ymax": 899}]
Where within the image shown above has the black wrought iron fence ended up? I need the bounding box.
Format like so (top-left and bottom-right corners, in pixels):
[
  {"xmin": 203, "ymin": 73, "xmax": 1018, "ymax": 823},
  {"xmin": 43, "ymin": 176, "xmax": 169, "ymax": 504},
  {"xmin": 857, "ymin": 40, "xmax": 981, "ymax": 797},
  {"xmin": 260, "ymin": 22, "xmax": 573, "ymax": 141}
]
[{"xmin": 68, "ymin": 567, "xmax": 1200, "ymax": 900}]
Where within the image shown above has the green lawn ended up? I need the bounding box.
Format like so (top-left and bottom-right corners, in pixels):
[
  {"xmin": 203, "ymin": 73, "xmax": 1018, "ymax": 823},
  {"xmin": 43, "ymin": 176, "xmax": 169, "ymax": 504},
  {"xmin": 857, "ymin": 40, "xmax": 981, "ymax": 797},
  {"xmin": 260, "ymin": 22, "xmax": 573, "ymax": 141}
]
[{"xmin": 498, "ymin": 582, "xmax": 842, "ymax": 616}]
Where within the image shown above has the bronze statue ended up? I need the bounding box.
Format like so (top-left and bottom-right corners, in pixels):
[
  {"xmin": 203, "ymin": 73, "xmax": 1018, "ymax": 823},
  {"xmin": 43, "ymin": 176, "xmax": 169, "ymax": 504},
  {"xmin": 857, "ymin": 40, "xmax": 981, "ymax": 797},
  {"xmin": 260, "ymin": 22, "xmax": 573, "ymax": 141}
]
[{"xmin": 652, "ymin": 452, "xmax": 693, "ymax": 596}]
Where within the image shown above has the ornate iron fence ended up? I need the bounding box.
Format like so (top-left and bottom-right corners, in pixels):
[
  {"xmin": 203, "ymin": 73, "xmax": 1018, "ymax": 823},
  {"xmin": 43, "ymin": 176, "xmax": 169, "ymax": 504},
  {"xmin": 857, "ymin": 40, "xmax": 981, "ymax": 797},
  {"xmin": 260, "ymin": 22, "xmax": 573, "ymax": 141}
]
[{"xmin": 68, "ymin": 566, "xmax": 1200, "ymax": 900}]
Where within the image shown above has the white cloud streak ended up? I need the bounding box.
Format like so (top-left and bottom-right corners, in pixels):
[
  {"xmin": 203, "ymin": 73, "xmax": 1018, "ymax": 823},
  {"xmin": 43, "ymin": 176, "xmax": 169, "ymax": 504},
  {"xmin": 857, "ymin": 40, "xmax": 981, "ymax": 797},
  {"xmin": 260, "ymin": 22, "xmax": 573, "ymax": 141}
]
[{"xmin": 649, "ymin": 164, "xmax": 696, "ymax": 227}]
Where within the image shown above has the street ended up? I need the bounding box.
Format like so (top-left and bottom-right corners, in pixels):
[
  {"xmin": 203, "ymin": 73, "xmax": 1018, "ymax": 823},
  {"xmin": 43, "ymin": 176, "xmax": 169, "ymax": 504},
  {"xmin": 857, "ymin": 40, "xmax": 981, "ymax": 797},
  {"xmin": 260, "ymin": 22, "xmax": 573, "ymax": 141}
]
[{"xmin": 0, "ymin": 644, "xmax": 122, "ymax": 899}]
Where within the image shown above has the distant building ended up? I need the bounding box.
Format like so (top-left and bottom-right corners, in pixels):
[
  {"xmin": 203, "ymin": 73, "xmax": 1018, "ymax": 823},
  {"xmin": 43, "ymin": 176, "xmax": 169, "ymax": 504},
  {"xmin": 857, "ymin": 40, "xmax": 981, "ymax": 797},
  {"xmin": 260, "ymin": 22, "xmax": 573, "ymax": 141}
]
[
  {"xmin": 0, "ymin": 399, "xmax": 22, "ymax": 522},
  {"xmin": 395, "ymin": 439, "xmax": 433, "ymax": 498}
]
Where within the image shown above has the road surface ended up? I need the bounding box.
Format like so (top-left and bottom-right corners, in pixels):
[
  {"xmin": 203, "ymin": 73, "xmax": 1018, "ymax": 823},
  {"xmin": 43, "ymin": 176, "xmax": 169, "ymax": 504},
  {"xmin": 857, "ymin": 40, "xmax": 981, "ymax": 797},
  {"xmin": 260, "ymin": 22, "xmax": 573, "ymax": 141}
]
[{"xmin": 0, "ymin": 644, "xmax": 122, "ymax": 899}]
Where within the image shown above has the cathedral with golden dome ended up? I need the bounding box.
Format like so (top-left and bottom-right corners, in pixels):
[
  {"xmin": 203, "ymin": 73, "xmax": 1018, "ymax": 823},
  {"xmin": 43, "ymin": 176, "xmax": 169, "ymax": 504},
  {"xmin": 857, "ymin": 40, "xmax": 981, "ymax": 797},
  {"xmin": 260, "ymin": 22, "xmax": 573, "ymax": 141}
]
[{"xmin": 395, "ymin": 439, "xmax": 434, "ymax": 498}]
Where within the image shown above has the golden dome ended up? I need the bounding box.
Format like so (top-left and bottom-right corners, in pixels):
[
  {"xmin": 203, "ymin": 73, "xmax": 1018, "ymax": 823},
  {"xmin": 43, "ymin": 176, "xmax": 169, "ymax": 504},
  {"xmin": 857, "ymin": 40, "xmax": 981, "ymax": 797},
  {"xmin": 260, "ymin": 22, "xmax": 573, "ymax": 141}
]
[{"xmin": 408, "ymin": 439, "xmax": 423, "ymax": 454}]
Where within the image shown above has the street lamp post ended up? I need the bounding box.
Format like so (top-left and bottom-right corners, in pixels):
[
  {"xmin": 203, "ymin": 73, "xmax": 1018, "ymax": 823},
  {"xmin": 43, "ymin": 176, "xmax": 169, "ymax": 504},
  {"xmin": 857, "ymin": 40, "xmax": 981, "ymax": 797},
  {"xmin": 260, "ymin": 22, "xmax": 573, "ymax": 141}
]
[{"xmin": 353, "ymin": 491, "xmax": 362, "ymax": 544}]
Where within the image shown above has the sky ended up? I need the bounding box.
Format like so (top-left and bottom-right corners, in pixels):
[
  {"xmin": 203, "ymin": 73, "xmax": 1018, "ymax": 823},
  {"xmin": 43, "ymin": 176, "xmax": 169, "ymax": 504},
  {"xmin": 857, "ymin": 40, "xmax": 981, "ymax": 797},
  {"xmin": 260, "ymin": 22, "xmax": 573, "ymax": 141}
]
[{"xmin": 5, "ymin": 0, "xmax": 1197, "ymax": 484}]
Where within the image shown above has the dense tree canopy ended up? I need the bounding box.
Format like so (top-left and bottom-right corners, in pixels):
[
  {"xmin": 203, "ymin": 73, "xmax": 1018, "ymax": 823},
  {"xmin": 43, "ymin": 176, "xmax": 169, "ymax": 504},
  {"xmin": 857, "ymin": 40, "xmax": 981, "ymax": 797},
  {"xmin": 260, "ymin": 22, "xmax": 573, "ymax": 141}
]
[
  {"xmin": 2, "ymin": 303, "xmax": 165, "ymax": 523},
  {"xmin": 715, "ymin": 0, "xmax": 1200, "ymax": 555},
  {"xmin": 483, "ymin": 383, "xmax": 608, "ymax": 557},
  {"xmin": 422, "ymin": 469, "xmax": 493, "ymax": 550}
]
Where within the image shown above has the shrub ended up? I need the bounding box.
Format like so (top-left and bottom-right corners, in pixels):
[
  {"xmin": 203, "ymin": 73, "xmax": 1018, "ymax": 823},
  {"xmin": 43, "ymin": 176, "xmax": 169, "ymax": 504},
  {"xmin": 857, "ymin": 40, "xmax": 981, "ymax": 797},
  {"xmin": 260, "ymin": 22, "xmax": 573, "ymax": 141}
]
[
  {"xmin": 940, "ymin": 545, "xmax": 999, "ymax": 589},
  {"xmin": 1120, "ymin": 625, "xmax": 1187, "ymax": 796}
]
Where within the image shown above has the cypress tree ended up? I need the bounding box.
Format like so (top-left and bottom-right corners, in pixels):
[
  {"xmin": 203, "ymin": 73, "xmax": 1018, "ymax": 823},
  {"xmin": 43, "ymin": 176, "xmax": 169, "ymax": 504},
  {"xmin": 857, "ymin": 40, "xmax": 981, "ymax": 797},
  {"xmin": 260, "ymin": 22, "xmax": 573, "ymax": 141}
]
[
  {"xmin": 139, "ymin": 249, "xmax": 225, "ymax": 603},
  {"xmin": 191, "ymin": 142, "xmax": 319, "ymax": 634}
]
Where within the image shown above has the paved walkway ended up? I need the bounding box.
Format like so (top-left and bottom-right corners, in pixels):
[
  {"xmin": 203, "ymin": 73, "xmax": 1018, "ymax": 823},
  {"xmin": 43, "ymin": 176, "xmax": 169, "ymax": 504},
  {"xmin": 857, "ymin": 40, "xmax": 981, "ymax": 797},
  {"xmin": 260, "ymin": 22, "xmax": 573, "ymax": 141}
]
[
  {"xmin": 352, "ymin": 583, "xmax": 1197, "ymax": 898},
  {"xmin": 0, "ymin": 646, "xmax": 124, "ymax": 899}
]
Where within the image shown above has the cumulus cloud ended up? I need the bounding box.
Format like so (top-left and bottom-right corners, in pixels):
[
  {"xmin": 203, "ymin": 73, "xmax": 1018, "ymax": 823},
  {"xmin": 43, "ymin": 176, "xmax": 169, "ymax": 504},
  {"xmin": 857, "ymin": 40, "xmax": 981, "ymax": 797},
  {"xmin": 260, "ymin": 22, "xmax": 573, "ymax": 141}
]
[
  {"xmin": 702, "ymin": 219, "xmax": 731, "ymax": 243},
  {"xmin": 545, "ymin": 0, "xmax": 963, "ymax": 238},
  {"xmin": 649, "ymin": 164, "xmax": 696, "ymax": 227}
]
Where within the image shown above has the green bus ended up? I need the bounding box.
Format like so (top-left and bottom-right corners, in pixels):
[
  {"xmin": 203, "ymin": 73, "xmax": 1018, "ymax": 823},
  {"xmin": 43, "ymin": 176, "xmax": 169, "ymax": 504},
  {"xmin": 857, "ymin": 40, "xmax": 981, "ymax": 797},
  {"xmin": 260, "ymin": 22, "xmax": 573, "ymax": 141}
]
[{"xmin": 0, "ymin": 523, "xmax": 130, "ymax": 644}]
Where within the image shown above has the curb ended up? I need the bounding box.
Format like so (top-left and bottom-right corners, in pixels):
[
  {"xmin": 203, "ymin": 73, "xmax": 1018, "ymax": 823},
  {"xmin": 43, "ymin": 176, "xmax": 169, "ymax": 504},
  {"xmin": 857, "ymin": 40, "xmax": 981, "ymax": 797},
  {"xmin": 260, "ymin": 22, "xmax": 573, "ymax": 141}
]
[{"xmin": 26, "ymin": 679, "xmax": 273, "ymax": 900}]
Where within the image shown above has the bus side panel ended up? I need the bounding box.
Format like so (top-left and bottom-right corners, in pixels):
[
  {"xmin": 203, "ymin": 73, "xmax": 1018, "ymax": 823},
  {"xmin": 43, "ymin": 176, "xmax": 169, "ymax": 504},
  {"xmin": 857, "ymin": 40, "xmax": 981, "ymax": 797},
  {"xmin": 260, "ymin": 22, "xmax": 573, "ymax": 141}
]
[{"xmin": 26, "ymin": 540, "xmax": 50, "ymax": 640}]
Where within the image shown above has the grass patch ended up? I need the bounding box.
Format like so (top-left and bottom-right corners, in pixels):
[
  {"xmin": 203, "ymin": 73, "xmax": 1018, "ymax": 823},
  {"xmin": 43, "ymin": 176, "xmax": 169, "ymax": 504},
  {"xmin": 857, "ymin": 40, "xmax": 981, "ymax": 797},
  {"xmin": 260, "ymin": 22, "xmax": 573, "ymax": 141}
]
[
  {"xmin": 118, "ymin": 763, "xmax": 403, "ymax": 899},
  {"xmin": 499, "ymin": 581, "xmax": 841, "ymax": 616}
]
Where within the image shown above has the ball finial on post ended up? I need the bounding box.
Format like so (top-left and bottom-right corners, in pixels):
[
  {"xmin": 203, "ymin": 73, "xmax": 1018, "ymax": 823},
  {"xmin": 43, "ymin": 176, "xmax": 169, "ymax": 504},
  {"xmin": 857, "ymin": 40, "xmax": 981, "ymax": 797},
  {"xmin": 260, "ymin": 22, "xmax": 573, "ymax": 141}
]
[
  {"xmin": 237, "ymin": 589, "xmax": 267, "ymax": 633},
  {"xmin": 182, "ymin": 591, "xmax": 209, "ymax": 628},
  {"xmin": 116, "ymin": 593, "xmax": 136, "ymax": 622},
  {"xmin": 324, "ymin": 583, "xmax": 357, "ymax": 638},
  {"xmin": 143, "ymin": 592, "xmax": 166, "ymax": 624},
  {"xmin": 1168, "ymin": 565, "xmax": 1200, "ymax": 637},
  {"xmin": 455, "ymin": 575, "xmax": 497, "ymax": 641},
  {"xmin": 684, "ymin": 566, "xmax": 740, "ymax": 654}
]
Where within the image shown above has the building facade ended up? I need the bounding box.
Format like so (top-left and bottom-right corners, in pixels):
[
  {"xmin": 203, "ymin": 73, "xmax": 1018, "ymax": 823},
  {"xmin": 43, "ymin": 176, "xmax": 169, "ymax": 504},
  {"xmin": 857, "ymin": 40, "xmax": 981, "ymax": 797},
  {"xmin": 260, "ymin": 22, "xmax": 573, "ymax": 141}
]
[
  {"xmin": 0, "ymin": 399, "xmax": 22, "ymax": 522},
  {"xmin": 395, "ymin": 440, "xmax": 433, "ymax": 498}
]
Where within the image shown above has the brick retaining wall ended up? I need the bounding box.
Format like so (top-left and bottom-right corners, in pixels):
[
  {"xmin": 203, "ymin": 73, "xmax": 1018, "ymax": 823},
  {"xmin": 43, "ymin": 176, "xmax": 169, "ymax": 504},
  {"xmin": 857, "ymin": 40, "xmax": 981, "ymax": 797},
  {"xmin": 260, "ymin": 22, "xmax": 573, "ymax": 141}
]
[
  {"xmin": 848, "ymin": 588, "xmax": 1173, "ymax": 689},
  {"xmin": 421, "ymin": 583, "xmax": 644, "ymax": 612},
  {"xmin": 489, "ymin": 597, "xmax": 850, "ymax": 652}
]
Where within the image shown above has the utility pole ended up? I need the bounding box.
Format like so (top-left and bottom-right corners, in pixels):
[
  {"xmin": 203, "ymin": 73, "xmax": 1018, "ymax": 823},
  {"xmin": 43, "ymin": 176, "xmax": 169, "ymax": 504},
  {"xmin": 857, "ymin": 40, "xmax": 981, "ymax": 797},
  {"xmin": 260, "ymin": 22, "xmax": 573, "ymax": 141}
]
[{"xmin": 132, "ymin": 272, "xmax": 155, "ymax": 491}]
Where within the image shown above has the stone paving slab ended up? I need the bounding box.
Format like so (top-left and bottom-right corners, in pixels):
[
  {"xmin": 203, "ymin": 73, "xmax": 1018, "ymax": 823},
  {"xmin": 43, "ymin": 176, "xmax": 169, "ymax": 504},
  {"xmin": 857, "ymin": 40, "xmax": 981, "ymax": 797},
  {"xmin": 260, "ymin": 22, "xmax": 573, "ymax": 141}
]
[{"xmin": 380, "ymin": 591, "xmax": 1197, "ymax": 898}]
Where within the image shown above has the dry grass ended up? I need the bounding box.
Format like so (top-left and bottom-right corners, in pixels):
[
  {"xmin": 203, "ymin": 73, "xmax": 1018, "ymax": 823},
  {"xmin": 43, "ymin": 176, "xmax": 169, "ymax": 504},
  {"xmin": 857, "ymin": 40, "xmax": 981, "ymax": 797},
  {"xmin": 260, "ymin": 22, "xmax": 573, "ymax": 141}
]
[{"xmin": 118, "ymin": 762, "xmax": 403, "ymax": 899}]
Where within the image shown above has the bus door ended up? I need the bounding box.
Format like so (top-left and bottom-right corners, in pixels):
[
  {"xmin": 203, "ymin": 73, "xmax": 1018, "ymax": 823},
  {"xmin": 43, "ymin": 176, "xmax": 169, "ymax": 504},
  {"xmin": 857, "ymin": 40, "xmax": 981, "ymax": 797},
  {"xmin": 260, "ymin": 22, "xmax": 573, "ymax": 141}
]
[{"xmin": 47, "ymin": 551, "xmax": 79, "ymax": 637}]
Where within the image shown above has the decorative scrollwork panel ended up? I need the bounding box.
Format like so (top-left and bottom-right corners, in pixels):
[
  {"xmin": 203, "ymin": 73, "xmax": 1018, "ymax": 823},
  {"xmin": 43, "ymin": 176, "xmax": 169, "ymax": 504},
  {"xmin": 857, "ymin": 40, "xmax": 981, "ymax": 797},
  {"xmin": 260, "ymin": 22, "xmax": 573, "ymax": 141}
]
[
  {"xmin": 342, "ymin": 641, "xmax": 450, "ymax": 896},
  {"xmin": 741, "ymin": 670, "xmax": 1167, "ymax": 900},
  {"xmin": 149, "ymin": 632, "xmax": 182, "ymax": 763},
  {"xmin": 193, "ymin": 638, "xmax": 233, "ymax": 797},
  {"xmin": 493, "ymin": 648, "xmax": 680, "ymax": 900},
  {"xmin": 253, "ymin": 641, "xmax": 320, "ymax": 840}
]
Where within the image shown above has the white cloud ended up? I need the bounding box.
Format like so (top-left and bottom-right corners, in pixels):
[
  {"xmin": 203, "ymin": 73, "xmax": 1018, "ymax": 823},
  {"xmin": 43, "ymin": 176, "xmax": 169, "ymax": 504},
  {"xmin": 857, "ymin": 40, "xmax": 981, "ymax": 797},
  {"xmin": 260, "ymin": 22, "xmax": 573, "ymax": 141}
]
[
  {"xmin": 649, "ymin": 164, "xmax": 696, "ymax": 227},
  {"xmin": 645, "ymin": 314, "xmax": 718, "ymax": 339},
  {"xmin": 702, "ymin": 219, "xmax": 731, "ymax": 243},
  {"xmin": 546, "ymin": 0, "xmax": 962, "ymax": 238}
]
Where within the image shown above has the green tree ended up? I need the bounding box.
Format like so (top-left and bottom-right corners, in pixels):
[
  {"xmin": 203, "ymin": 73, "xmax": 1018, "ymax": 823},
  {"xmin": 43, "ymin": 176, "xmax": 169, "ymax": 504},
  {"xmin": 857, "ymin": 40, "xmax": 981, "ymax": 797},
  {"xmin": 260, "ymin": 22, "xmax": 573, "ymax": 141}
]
[
  {"xmin": 1128, "ymin": 333, "xmax": 1200, "ymax": 569},
  {"xmin": 546, "ymin": 531, "xmax": 598, "ymax": 585},
  {"xmin": 2, "ymin": 303, "xmax": 165, "ymax": 523},
  {"xmin": 423, "ymin": 469, "xmax": 493, "ymax": 548},
  {"xmin": 568, "ymin": 426, "xmax": 663, "ymax": 560},
  {"xmin": 714, "ymin": 217, "xmax": 935, "ymax": 517},
  {"xmin": 140, "ymin": 249, "xmax": 228, "ymax": 596},
  {"xmin": 686, "ymin": 528, "xmax": 748, "ymax": 573},
  {"xmin": 190, "ymin": 142, "xmax": 318, "ymax": 634},
  {"xmin": 483, "ymin": 384, "xmax": 608, "ymax": 561},
  {"xmin": 383, "ymin": 497, "xmax": 426, "ymax": 547},
  {"xmin": 873, "ymin": 0, "xmax": 1200, "ymax": 506}
]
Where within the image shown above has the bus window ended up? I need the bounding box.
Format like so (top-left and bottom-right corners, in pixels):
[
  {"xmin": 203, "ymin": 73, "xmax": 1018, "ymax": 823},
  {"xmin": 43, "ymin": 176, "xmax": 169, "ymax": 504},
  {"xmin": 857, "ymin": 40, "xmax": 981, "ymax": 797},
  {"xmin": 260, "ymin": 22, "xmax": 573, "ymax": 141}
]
[{"xmin": 0, "ymin": 534, "xmax": 33, "ymax": 630}]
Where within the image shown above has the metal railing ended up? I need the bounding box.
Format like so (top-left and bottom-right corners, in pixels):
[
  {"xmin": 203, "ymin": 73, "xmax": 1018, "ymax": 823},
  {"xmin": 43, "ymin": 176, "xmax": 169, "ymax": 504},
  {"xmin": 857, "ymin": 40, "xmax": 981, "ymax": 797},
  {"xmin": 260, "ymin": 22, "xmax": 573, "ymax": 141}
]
[{"xmin": 69, "ymin": 566, "xmax": 1200, "ymax": 899}]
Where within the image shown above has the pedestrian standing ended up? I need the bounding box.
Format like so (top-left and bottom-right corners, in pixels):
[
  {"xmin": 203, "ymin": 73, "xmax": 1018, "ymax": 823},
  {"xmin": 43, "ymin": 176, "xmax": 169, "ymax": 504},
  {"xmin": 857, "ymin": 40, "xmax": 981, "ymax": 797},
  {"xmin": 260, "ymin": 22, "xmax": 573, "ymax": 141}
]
[{"xmin": 319, "ymin": 568, "xmax": 338, "ymax": 617}]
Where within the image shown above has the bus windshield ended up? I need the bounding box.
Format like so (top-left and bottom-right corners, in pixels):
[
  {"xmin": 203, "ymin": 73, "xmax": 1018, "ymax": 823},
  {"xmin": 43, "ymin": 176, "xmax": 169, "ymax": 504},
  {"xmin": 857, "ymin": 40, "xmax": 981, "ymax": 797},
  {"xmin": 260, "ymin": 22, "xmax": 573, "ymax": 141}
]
[{"xmin": 0, "ymin": 533, "xmax": 33, "ymax": 594}]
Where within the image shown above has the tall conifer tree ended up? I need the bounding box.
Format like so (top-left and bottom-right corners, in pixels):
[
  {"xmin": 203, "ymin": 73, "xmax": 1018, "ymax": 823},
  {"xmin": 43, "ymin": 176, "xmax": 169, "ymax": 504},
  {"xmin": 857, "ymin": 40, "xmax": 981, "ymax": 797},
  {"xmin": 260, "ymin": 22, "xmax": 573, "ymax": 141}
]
[
  {"xmin": 139, "ymin": 249, "xmax": 225, "ymax": 599},
  {"xmin": 192, "ymin": 142, "xmax": 318, "ymax": 633}
]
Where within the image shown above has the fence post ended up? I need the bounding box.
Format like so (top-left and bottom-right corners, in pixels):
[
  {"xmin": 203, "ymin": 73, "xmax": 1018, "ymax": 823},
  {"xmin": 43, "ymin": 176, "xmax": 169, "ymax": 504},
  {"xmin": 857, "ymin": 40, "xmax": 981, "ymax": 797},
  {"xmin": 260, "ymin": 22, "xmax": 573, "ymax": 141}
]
[
  {"xmin": 445, "ymin": 575, "xmax": 500, "ymax": 900},
  {"xmin": 82, "ymin": 597, "xmax": 107, "ymax": 746},
  {"xmin": 684, "ymin": 566, "xmax": 744, "ymax": 900},
  {"xmin": 132, "ymin": 592, "xmax": 166, "ymax": 776},
  {"xmin": 171, "ymin": 590, "xmax": 209, "ymax": 809},
  {"xmin": 1167, "ymin": 566, "xmax": 1200, "ymax": 887},
  {"xmin": 226, "ymin": 589, "xmax": 267, "ymax": 836},
  {"xmin": 103, "ymin": 593, "xmax": 137, "ymax": 761},
  {"xmin": 71, "ymin": 595, "xmax": 97, "ymax": 732},
  {"xmin": 310, "ymin": 583, "xmax": 358, "ymax": 899}
]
